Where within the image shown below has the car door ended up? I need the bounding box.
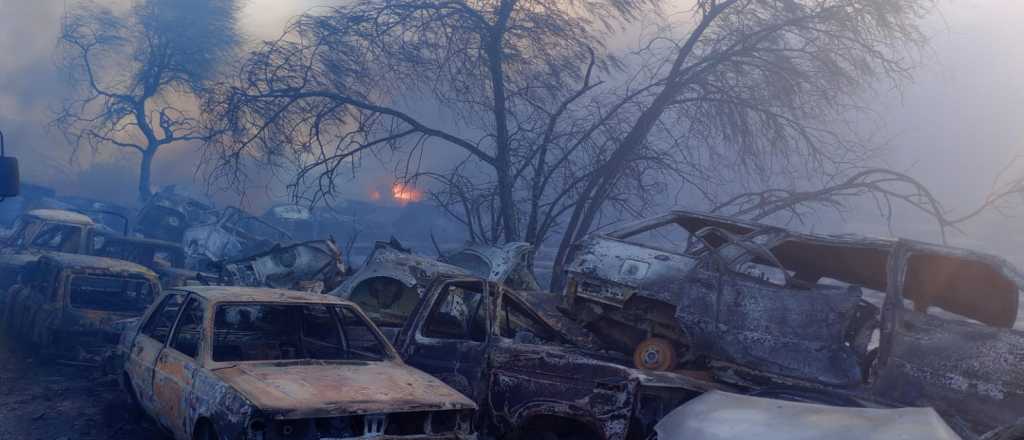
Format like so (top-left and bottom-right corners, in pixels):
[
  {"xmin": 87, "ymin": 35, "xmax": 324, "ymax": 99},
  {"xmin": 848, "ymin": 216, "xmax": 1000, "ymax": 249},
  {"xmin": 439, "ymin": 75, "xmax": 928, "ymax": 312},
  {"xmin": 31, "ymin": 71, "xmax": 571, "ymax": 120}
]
[
  {"xmin": 126, "ymin": 292, "xmax": 186, "ymax": 415},
  {"xmin": 870, "ymin": 241, "xmax": 1024, "ymax": 435},
  {"xmin": 400, "ymin": 280, "xmax": 491, "ymax": 401},
  {"xmin": 152, "ymin": 295, "xmax": 206, "ymax": 438},
  {"xmin": 676, "ymin": 230, "xmax": 864, "ymax": 387},
  {"xmin": 487, "ymin": 290, "xmax": 637, "ymax": 438}
]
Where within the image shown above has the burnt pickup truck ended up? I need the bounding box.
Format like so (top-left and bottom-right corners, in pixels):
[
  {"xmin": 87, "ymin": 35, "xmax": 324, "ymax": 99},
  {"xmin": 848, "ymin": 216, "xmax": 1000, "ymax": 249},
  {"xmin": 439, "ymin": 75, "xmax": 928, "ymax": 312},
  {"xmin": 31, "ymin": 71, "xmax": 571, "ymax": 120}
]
[
  {"xmin": 561, "ymin": 210, "xmax": 1024, "ymax": 439},
  {"xmin": 341, "ymin": 274, "xmax": 719, "ymax": 440},
  {"xmin": 2, "ymin": 253, "xmax": 160, "ymax": 365}
]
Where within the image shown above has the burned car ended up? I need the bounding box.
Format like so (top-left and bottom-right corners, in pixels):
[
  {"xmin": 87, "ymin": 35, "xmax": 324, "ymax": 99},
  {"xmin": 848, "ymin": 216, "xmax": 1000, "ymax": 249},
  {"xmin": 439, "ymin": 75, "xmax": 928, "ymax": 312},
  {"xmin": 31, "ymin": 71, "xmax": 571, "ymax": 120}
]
[
  {"xmin": 343, "ymin": 274, "xmax": 721, "ymax": 440},
  {"xmin": 119, "ymin": 286, "xmax": 476, "ymax": 440},
  {"xmin": 183, "ymin": 206, "xmax": 293, "ymax": 270},
  {"xmin": 0, "ymin": 208, "xmax": 199, "ymax": 287},
  {"xmin": 91, "ymin": 234, "xmax": 202, "ymax": 288},
  {"xmin": 215, "ymin": 239, "xmax": 348, "ymax": 293},
  {"xmin": 2, "ymin": 209, "xmax": 99, "ymax": 254},
  {"xmin": 2, "ymin": 253, "xmax": 159, "ymax": 364},
  {"xmin": 134, "ymin": 186, "xmax": 217, "ymax": 243},
  {"xmin": 561, "ymin": 210, "xmax": 1024, "ymax": 438},
  {"xmin": 333, "ymin": 240, "xmax": 474, "ymax": 338},
  {"xmin": 334, "ymin": 240, "xmax": 542, "ymax": 338}
]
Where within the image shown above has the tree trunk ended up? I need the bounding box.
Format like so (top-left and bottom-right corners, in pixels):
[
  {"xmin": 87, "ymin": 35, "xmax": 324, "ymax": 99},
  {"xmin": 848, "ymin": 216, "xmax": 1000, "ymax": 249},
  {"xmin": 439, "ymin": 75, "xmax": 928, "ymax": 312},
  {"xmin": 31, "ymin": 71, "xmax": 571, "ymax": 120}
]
[
  {"xmin": 488, "ymin": 0, "xmax": 517, "ymax": 243},
  {"xmin": 138, "ymin": 148, "xmax": 155, "ymax": 203}
]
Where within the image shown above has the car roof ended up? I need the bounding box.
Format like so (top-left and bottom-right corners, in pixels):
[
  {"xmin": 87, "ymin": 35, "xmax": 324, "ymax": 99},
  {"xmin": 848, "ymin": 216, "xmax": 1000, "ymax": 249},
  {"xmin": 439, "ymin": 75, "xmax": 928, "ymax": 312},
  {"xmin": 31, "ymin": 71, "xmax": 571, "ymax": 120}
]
[
  {"xmin": 25, "ymin": 209, "xmax": 95, "ymax": 226},
  {"xmin": 175, "ymin": 285, "xmax": 352, "ymax": 305},
  {"xmin": 40, "ymin": 252, "xmax": 158, "ymax": 277}
]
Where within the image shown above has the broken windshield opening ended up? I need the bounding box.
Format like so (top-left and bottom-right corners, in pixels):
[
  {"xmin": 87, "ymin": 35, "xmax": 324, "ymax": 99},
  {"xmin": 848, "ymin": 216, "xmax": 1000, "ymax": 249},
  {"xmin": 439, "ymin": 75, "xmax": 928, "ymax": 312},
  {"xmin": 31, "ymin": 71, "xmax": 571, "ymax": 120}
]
[
  {"xmin": 211, "ymin": 303, "xmax": 390, "ymax": 362},
  {"xmin": 31, "ymin": 223, "xmax": 82, "ymax": 252},
  {"xmin": 68, "ymin": 275, "xmax": 155, "ymax": 313}
]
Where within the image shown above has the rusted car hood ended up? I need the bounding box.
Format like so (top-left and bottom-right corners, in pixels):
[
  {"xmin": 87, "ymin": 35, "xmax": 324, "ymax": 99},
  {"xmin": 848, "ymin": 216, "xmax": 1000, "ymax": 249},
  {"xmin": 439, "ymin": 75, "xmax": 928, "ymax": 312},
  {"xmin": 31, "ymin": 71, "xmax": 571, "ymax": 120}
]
[
  {"xmin": 655, "ymin": 391, "xmax": 961, "ymax": 440},
  {"xmin": 213, "ymin": 361, "xmax": 476, "ymax": 419}
]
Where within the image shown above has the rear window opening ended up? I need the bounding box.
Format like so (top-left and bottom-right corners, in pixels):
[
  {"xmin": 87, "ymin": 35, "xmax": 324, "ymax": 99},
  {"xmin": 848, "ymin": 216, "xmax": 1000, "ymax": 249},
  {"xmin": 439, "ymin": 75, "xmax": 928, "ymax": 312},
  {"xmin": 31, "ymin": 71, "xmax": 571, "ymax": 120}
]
[{"xmin": 68, "ymin": 275, "xmax": 155, "ymax": 313}]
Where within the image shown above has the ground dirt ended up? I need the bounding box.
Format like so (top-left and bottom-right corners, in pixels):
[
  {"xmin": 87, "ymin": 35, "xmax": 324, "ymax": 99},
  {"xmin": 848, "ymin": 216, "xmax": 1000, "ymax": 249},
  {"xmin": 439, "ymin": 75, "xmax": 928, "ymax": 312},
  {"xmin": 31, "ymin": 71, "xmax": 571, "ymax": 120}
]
[{"xmin": 0, "ymin": 327, "xmax": 165, "ymax": 440}]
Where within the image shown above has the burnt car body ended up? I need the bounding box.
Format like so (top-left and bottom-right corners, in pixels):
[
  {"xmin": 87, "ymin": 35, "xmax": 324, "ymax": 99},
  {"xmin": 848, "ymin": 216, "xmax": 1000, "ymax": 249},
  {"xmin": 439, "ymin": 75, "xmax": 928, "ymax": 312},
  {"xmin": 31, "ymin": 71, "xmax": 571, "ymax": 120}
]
[
  {"xmin": 653, "ymin": 391, "xmax": 961, "ymax": 440},
  {"xmin": 1, "ymin": 253, "xmax": 159, "ymax": 364},
  {"xmin": 0, "ymin": 209, "xmax": 199, "ymax": 287},
  {"xmin": 440, "ymin": 242, "xmax": 541, "ymax": 291},
  {"xmin": 356, "ymin": 275, "xmax": 721, "ymax": 440},
  {"xmin": 134, "ymin": 186, "xmax": 217, "ymax": 243},
  {"xmin": 118, "ymin": 286, "xmax": 476, "ymax": 440},
  {"xmin": 561, "ymin": 210, "xmax": 1024, "ymax": 438},
  {"xmin": 333, "ymin": 241, "xmax": 474, "ymax": 338},
  {"xmin": 216, "ymin": 239, "xmax": 348, "ymax": 293},
  {"xmin": 92, "ymin": 234, "xmax": 202, "ymax": 287},
  {"xmin": 334, "ymin": 241, "xmax": 543, "ymax": 338},
  {"xmin": 183, "ymin": 206, "xmax": 293, "ymax": 269}
]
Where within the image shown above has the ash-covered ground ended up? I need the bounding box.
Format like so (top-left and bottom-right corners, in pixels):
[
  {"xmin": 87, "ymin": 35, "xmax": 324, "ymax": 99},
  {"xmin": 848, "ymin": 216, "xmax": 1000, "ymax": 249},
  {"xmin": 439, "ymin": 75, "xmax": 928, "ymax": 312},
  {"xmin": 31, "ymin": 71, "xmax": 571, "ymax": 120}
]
[{"xmin": 0, "ymin": 328, "xmax": 163, "ymax": 440}]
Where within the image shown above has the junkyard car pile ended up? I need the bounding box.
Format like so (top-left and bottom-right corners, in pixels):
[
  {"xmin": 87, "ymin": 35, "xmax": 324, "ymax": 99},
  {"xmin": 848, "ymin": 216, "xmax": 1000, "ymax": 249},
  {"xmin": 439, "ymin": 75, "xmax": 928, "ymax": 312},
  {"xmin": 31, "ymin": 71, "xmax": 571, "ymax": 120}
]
[{"xmin": 1, "ymin": 193, "xmax": 1022, "ymax": 439}]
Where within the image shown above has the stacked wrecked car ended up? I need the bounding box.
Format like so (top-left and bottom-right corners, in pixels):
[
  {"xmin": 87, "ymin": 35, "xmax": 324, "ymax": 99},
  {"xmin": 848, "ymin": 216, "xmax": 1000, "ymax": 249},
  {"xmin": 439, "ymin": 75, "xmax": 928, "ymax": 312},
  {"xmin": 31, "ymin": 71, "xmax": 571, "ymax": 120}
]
[{"xmin": 559, "ymin": 210, "xmax": 1024, "ymax": 438}]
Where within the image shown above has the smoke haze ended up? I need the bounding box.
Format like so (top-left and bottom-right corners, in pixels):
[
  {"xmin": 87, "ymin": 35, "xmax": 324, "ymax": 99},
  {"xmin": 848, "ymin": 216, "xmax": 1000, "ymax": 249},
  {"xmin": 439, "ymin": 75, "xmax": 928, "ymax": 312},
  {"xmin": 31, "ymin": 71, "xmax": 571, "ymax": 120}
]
[{"xmin": 0, "ymin": 0, "xmax": 1022, "ymax": 256}]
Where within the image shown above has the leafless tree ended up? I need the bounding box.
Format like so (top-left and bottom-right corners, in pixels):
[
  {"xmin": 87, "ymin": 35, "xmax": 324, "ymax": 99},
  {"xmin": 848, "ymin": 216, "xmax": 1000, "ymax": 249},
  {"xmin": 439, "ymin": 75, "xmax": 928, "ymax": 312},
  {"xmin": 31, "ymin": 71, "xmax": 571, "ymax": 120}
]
[
  {"xmin": 204, "ymin": 0, "xmax": 935, "ymax": 289},
  {"xmin": 202, "ymin": 0, "xmax": 651, "ymax": 241},
  {"xmin": 548, "ymin": 0, "xmax": 934, "ymax": 288},
  {"xmin": 54, "ymin": 0, "xmax": 240, "ymax": 202}
]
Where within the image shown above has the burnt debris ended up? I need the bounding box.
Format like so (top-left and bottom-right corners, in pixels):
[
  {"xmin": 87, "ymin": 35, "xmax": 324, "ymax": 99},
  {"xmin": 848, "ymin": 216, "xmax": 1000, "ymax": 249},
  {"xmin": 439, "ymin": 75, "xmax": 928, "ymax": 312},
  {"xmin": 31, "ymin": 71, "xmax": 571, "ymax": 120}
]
[{"xmin": 0, "ymin": 201, "xmax": 1019, "ymax": 439}]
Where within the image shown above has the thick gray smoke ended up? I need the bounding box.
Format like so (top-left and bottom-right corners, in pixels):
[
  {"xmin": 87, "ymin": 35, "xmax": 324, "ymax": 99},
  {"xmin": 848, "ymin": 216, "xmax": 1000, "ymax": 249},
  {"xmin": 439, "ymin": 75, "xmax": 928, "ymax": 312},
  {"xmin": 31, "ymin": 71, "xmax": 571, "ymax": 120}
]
[{"xmin": 0, "ymin": 0, "xmax": 1021, "ymax": 258}]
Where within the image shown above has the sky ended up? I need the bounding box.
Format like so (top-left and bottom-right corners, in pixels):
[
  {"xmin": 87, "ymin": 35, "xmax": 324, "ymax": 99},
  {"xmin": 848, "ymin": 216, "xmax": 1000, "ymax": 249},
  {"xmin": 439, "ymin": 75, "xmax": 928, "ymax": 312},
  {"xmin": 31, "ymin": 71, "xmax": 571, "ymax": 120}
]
[{"xmin": 0, "ymin": 0, "xmax": 1022, "ymax": 254}]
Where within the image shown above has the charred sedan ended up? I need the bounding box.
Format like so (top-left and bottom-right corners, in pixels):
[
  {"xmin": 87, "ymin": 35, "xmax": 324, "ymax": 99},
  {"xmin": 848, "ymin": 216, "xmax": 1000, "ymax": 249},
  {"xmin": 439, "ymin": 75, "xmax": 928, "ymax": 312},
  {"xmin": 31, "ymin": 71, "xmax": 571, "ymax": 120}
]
[
  {"xmin": 119, "ymin": 286, "xmax": 476, "ymax": 440},
  {"xmin": 2, "ymin": 253, "xmax": 160, "ymax": 364}
]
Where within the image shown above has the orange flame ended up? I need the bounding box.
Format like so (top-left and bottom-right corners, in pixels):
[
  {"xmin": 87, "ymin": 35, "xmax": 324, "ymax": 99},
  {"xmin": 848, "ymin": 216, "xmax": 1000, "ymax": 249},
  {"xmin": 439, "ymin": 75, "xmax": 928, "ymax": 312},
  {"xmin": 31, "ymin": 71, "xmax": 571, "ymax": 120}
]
[{"xmin": 391, "ymin": 183, "xmax": 422, "ymax": 204}]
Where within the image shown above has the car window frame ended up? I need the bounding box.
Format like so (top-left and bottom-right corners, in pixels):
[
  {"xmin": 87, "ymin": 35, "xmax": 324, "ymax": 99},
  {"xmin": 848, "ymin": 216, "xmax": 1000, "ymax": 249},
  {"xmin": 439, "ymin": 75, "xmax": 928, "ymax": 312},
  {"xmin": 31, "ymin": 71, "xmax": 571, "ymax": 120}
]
[
  {"xmin": 167, "ymin": 296, "xmax": 206, "ymax": 360},
  {"xmin": 419, "ymin": 281, "xmax": 491, "ymax": 344},
  {"xmin": 207, "ymin": 301, "xmax": 397, "ymax": 364},
  {"xmin": 139, "ymin": 292, "xmax": 188, "ymax": 346},
  {"xmin": 495, "ymin": 289, "xmax": 564, "ymax": 345}
]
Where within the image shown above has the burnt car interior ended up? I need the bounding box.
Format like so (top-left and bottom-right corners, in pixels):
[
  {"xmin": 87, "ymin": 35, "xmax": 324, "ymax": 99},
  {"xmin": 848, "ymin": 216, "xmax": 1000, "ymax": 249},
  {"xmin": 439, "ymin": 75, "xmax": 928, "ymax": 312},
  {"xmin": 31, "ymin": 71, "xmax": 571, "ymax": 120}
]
[
  {"xmin": 211, "ymin": 303, "xmax": 388, "ymax": 362},
  {"xmin": 29, "ymin": 223, "xmax": 82, "ymax": 252},
  {"xmin": 348, "ymin": 277, "xmax": 421, "ymax": 329},
  {"xmin": 423, "ymin": 283, "xmax": 489, "ymax": 342}
]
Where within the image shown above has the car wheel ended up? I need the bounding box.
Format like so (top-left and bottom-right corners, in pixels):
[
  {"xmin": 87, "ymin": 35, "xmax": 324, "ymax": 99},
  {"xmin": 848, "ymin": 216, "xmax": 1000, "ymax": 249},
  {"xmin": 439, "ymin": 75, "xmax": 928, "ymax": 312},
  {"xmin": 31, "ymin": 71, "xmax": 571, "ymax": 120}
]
[{"xmin": 633, "ymin": 337, "xmax": 678, "ymax": 371}]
